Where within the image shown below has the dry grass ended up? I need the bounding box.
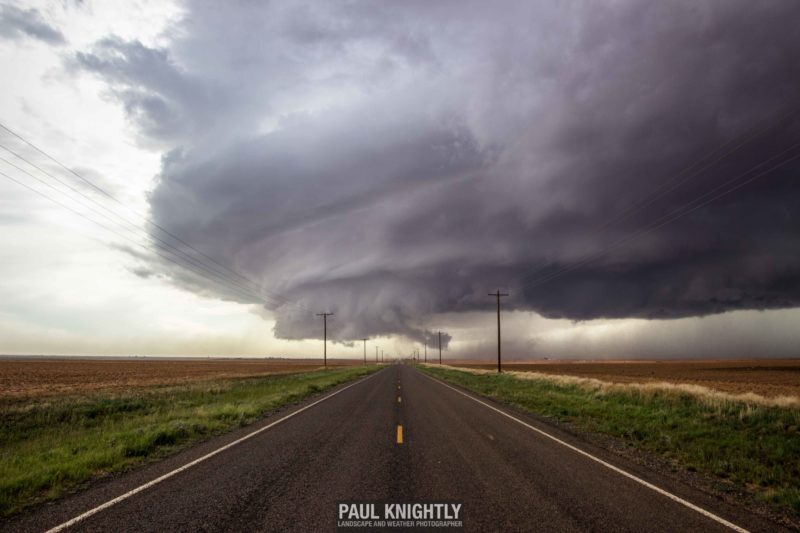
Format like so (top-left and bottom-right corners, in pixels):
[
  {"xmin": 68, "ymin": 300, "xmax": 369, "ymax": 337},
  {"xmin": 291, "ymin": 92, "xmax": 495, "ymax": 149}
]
[
  {"xmin": 449, "ymin": 359, "xmax": 800, "ymax": 404},
  {"xmin": 432, "ymin": 363, "xmax": 800, "ymax": 409},
  {"xmin": 0, "ymin": 358, "xmax": 363, "ymax": 399}
]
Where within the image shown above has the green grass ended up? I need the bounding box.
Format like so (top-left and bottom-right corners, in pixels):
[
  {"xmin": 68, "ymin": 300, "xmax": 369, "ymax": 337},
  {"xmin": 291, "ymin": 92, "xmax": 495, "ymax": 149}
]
[
  {"xmin": 0, "ymin": 366, "xmax": 378, "ymax": 517},
  {"xmin": 419, "ymin": 365, "xmax": 800, "ymax": 517}
]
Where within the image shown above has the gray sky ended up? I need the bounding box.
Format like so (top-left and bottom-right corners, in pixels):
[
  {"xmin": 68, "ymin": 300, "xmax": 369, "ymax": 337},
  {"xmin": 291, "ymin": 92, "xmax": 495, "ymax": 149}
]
[{"xmin": 1, "ymin": 0, "xmax": 799, "ymax": 359}]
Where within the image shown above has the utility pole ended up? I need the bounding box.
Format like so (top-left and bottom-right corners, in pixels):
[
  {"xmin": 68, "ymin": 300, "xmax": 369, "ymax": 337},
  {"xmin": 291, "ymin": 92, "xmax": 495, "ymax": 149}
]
[
  {"xmin": 316, "ymin": 312, "xmax": 334, "ymax": 368},
  {"xmin": 375, "ymin": 346, "xmax": 379, "ymax": 364},
  {"xmin": 438, "ymin": 331, "xmax": 442, "ymax": 364},
  {"xmin": 424, "ymin": 341, "xmax": 427, "ymax": 363},
  {"xmin": 361, "ymin": 338, "xmax": 368, "ymax": 365},
  {"xmin": 381, "ymin": 349, "xmax": 384, "ymax": 363},
  {"xmin": 488, "ymin": 290, "xmax": 509, "ymax": 373}
]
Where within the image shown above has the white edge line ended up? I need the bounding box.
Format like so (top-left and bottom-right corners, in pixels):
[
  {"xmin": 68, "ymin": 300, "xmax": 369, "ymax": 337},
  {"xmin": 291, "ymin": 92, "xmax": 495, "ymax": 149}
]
[
  {"xmin": 45, "ymin": 368, "xmax": 384, "ymax": 533},
  {"xmin": 421, "ymin": 371, "xmax": 749, "ymax": 533}
]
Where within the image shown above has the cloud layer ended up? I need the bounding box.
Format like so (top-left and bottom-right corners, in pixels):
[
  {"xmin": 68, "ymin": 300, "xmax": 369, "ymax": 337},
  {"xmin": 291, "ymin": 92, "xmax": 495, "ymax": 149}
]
[
  {"xmin": 0, "ymin": 4, "xmax": 64, "ymax": 45},
  {"xmin": 73, "ymin": 0, "xmax": 800, "ymax": 343}
]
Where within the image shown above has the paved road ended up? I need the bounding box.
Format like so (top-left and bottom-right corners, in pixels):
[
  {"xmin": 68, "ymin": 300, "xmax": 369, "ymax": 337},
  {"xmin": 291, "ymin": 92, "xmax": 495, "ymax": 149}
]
[{"xmin": 7, "ymin": 364, "xmax": 788, "ymax": 532}]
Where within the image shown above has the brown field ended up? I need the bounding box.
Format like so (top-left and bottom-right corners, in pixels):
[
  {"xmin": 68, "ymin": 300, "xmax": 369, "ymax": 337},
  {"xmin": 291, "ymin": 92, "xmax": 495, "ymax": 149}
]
[
  {"xmin": 0, "ymin": 358, "xmax": 363, "ymax": 399},
  {"xmin": 452, "ymin": 359, "xmax": 800, "ymax": 398}
]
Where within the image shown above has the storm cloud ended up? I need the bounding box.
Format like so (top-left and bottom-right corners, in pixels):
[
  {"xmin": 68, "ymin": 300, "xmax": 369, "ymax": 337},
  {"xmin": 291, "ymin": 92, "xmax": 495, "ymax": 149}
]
[
  {"xmin": 0, "ymin": 4, "xmax": 65, "ymax": 45},
  {"xmin": 74, "ymin": 0, "xmax": 800, "ymax": 343}
]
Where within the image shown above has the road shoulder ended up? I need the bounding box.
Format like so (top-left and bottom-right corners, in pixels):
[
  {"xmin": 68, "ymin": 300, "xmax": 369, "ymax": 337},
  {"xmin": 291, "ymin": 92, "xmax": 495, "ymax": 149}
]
[{"xmin": 415, "ymin": 365, "xmax": 797, "ymax": 532}]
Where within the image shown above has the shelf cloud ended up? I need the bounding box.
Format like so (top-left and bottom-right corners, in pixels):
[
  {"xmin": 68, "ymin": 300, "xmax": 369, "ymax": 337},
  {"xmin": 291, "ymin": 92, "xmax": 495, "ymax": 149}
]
[{"xmin": 74, "ymin": 0, "xmax": 800, "ymax": 343}]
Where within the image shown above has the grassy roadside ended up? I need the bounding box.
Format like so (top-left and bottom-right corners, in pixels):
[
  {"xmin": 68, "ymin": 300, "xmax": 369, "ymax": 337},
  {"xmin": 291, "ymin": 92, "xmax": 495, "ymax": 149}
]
[
  {"xmin": 418, "ymin": 365, "xmax": 800, "ymax": 518},
  {"xmin": 0, "ymin": 365, "xmax": 379, "ymax": 517}
]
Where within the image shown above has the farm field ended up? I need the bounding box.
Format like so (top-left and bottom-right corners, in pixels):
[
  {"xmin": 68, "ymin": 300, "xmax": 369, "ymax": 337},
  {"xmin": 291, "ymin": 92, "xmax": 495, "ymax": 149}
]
[
  {"xmin": 0, "ymin": 362, "xmax": 377, "ymax": 516},
  {"xmin": 452, "ymin": 359, "xmax": 800, "ymax": 398},
  {"xmin": 0, "ymin": 358, "xmax": 363, "ymax": 399}
]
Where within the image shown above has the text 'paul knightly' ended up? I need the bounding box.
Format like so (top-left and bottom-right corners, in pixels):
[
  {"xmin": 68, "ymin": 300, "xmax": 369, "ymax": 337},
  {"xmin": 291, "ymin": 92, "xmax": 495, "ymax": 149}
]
[
  {"xmin": 337, "ymin": 501, "xmax": 465, "ymax": 530},
  {"xmin": 339, "ymin": 503, "xmax": 462, "ymax": 521}
]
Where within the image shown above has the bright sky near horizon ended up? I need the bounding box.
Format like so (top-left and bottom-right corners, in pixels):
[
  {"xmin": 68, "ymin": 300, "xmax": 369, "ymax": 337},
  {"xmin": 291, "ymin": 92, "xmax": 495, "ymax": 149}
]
[{"xmin": 1, "ymin": 1, "xmax": 799, "ymax": 360}]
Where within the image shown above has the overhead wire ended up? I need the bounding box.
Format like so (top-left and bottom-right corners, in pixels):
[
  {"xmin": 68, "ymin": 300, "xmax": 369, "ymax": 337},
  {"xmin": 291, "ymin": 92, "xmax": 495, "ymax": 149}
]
[
  {"xmin": 520, "ymin": 107, "xmax": 800, "ymax": 284},
  {"xmin": 0, "ymin": 121, "xmax": 309, "ymax": 313},
  {"xmin": 0, "ymin": 125, "xmax": 312, "ymax": 314},
  {"xmin": 0, "ymin": 150, "xmax": 293, "ymax": 310},
  {"xmin": 518, "ymin": 141, "xmax": 800, "ymax": 292},
  {"xmin": 0, "ymin": 168, "xmax": 268, "ymax": 306}
]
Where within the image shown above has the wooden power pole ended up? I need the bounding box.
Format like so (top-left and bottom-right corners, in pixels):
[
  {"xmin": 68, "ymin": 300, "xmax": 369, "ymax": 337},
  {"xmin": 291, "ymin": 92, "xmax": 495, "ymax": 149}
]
[
  {"xmin": 488, "ymin": 290, "xmax": 509, "ymax": 373},
  {"xmin": 316, "ymin": 312, "xmax": 334, "ymax": 367}
]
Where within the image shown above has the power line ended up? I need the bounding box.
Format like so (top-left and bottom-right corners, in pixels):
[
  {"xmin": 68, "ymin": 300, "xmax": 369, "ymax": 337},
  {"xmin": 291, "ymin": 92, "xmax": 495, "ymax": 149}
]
[
  {"xmin": 0, "ymin": 144, "xmax": 294, "ymax": 309},
  {"xmin": 0, "ymin": 169, "xmax": 269, "ymax": 306},
  {"xmin": 0, "ymin": 121, "xmax": 308, "ymax": 313},
  {"xmin": 519, "ymin": 143, "xmax": 800, "ymax": 292},
  {"xmin": 0, "ymin": 154, "xmax": 289, "ymax": 309},
  {"xmin": 519, "ymin": 108, "xmax": 800, "ymax": 285},
  {"xmin": 0, "ymin": 169, "xmax": 265, "ymax": 306}
]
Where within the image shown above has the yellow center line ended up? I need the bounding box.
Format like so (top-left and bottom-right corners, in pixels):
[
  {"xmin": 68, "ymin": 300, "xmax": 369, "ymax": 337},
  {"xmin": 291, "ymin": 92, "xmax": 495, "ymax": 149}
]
[{"xmin": 396, "ymin": 424, "xmax": 404, "ymax": 444}]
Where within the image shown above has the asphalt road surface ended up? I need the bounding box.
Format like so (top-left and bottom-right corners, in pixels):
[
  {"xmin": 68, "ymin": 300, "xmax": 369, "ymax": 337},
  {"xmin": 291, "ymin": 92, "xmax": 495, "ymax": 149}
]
[{"xmin": 7, "ymin": 364, "xmax": 789, "ymax": 532}]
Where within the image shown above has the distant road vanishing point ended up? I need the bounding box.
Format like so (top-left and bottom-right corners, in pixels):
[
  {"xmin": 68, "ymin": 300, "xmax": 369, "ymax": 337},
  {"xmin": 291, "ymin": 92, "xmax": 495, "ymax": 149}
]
[{"xmin": 8, "ymin": 365, "xmax": 788, "ymax": 532}]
